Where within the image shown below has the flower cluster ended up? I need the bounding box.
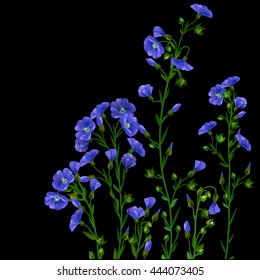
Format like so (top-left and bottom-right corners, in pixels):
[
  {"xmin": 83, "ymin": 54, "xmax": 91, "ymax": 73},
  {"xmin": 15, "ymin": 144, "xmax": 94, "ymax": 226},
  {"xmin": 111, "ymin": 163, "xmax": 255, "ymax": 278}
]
[{"xmin": 44, "ymin": 3, "xmax": 253, "ymax": 260}]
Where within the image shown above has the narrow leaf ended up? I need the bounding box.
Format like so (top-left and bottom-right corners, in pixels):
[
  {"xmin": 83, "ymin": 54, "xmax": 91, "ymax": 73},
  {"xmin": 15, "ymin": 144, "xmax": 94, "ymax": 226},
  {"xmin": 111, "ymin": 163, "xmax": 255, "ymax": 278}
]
[
  {"xmin": 170, "ymin": 198, "xmax": 178, "ymax": 208},
  {"xmin": 83, "ymin": 231, "xmax": 96, "ymax": 241}
]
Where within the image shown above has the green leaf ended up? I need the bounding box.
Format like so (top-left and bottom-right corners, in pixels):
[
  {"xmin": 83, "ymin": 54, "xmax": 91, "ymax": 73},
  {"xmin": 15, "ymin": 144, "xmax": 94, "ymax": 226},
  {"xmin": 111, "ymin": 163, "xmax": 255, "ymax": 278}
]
[
  {"xmin": 220, "ymin": 240, "xmax": 226, "ymax": 252},
  {"xmin": 186, "ymin": 251, "xmax": 193, "ymax": 259},
  {"xmin": 155, "ymin": 113, "xmax": 161, "ymax": 125},
  {"xmin": 83, "ymin": 231, "xmax": 97, "ymax": 241},
  {"xmin": 161, "ymin": 195, "xmax": 168, "ymax": 201},
  {"xmin": 222, "ymin": 203, "xmax": 228, "ymax": 208},
  {"xmin": 219, "ymin": 162, "xmax": 229, "ymax": 168},
  {"xmin": 161, "ymin": 126, "xmax": 169, "ymax": 145},
  {"xmin": 229, "ymin": 233, "xmax": 235, "ymax": 243},
  {"xmin": 164, "ymin": 226, "xmax": 171, "ymax": 232},
  {"xmin": 113, "ymin": 184, "xmax": 119, "ymax": 192},
  {"xmin": 109, "ymin": 190, "xmax": 116, "ymax": 200},
  {"xmin": 170, "ymin": 198, "xmax": 178, "ymax": 208},
  {"xmin": 230, "ymin": 208, "xmax": 238, "ymax": 224}
]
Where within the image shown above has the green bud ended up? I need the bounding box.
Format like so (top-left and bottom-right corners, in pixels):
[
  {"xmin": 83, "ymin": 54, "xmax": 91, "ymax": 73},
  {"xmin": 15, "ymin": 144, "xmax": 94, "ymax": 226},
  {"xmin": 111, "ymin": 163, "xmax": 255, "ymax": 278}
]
[
  {"xmin": 164, "ymin": 34, "xmax": 173, "ymax": 41},
  {"xmin": 175, "ymin": 77, "xmax": 187, "ymax": 88},
  {"xmin": 231, "ymin": 172, "xmax": 236, "ymax": 179},
  {"xmin": 164, "ymin": 53, "xmax": 171, "ymax": 60},
  {"xmin": 175, "ymin": 225, "xmax": 182, "ymax": 233},
  {"xmin": 216, "ymin": 133, "xmax": 226, "ymax": 144},
  {"xmin": 152, "ymin": 212, "xmax": 159, "ymax": 222},
  {"xmin": 145, "ymin": 168, "xmax": 156, "ymax": 178},
  {"xmin": 88, "ymin": 191, "xmax": 95, "ymax": 200},
  {"xmin": 207, "ymin": 191, "xmax": 211, "ymax": 198},
  {"xmin": 90, "ymin": 160, "xmax": 95, "ymax": 167},
  {"xmin": 144, "ymin": 131, "xmax": 150, "ymax": 139},
  {"xmin": 107, "ymin": 161, "xmax": 113, "ymax": 170},
  {"xmin": 200, "ymin": 227, "xmax": 207, "ymax": 235},
  {"xmin": 200, "ymin": 209, "xmax": 209, "ymax": 219},
  {"xmin": 224, "ymin": 89, "xmax": 231, "ymax": 98},
  {"xmin": 188, "ymin": 170, "xmax": 195, "ymax": 178},
  {"xmin": 244, "ymin": 178, "xmax": 254, "ymax": 188},
  {"xmin": 206, "ymin": 219, "xmax": 215, "ymax": 228},
  {"xmin": 89, "ymin": 251, "xmax": 95, "ymax": 260},
  {"xmin": 142, "ymin": 249, "xmax": 148, "ymax": 258},
  {"xmin": 124, "ymin": 193, "xmax": 134, "ymax": 204},
  {"xmin": 154, "ymin": 63, "xmax": 161, "ymax": 70},
  {"xmin": 187, "ymin": 179, "xmax": 198, "ymax": 191},
  {"xmin": 161, "ymin": 211, "xmax": 168, "ymax": 218},
  {"xmin": 156, "ymin": 186, "xmax": 162, "ymax": 192},
  {"xmin": 231, "ymin": 121, "xmax": 239, "ymax": 129},
  {"xmin": 143, "ymin": 226, "xmax": 150, "ymax": 233},
  {"xmin": 98, "ymin": 125, "xmax": 105, "ymax": 133},
  {"xmin": 202, "ymin": 145, "xmax": 209, "ymax": 151},
  {"xmin": 163, "ymin": 234, "xmax": 169, "ymax": 241},
  {"xmin": 197, "ymin": 187, "xmax": 203, "ymax": 196},
  {"xmin": 98, "ymin": 248, "xmax": 104, "ymax": 256},
  {"xmin": 200, "ymin": 195, "xmax": 207, "ymax": 202},
  {"xmin": 217, "ymin": 115, "xmax": 225, "ymax": 121},
  {"xmin": 185, "ymin": 231, "xmax": 191, "ymax": 239},
  {"xmin": 197, "ymin": 248, "xmax": 204, "ymax": 255},
  {"xmin": 213, "ymin": 193, "xmax": 219, "ymax": 202},
  {"xmin": 149, "ymin": 143, "xmax": 156, "ymax": 149},
  {"xmin": 167, "ymin": 109, "xmax": 174, "ymax": 116},
  {"xmin": 147, "ymin": 222, "xmax": 152, "ymax": 228},
  {"xmin": 227, "ymin": 103, "xmax": 232, "ymax": 109},
  {"xmin": 161, "ymin": 254, "xmax": 166, "ymax": 260},
  {"xmin": 165, "ymin": 45, "xmax": 172, "ymax": 52},
  {"xmin": 171, "ymin": 173, "xmax": 178, "ymax": 180},
  {"xmin": 193, "ymin": 23, "xmax": 205, "ymax": 35},
  {"xmin": 178, "ymin": 17, "xmax": 185, "ymax": 24}
]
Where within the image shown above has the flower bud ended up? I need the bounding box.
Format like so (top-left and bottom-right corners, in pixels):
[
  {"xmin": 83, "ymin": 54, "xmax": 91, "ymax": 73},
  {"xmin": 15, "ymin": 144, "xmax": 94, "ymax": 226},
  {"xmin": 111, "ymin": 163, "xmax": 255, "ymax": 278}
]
[
  {"xmin": 200, "ymin": 227, "xmax": 207, "ymax": 235},
  {"xmin": 206, "ymin": 219, "xmax": 215, "ymax": 228},
  {"xmin": 88, "ymin": 191, "xmax": 95, "ymax": 200},
  {"xmin": 161, "ymin": 211, "xmax": 168, "ymax": 218},
  {"xmin": 171, "ymin": 173, "xmax": 178, "ymax": 180},
  {"xmin": 178, "ymin": 17, "xmax": 185, "ymax": 24},
  {"xmin": 149, "ymin": 143, "xmax": 156, "ymax": 149},
  {"xmin": 163, "ymin": 234, "xmax": 169, "ymax": 241},
  {"xmin": 217, "ymin": 115, "xmax": 224, "ymax": 121},
  {"xmin": 89, "ymin": 251, "xmax": 95, "ymax": 260},
  {"xmin": 99, "ymin": 125, "xmax": 105, "ymax": 133},
  {"xmin": 175, "ymin": 225, "xmax": 182, "ymax": 233},
  {"xmin": 156, "ymin": 186, "xmax": 162, "ymax": 192},
  {"xmin": 164, "ymin": 53, "xmax": 171, "ymax": 60},
  {"xmin": 202, "ymin": 145, "xmax": 209, "ymax": 151},
  {"xmin": 165, "ymin": 45, "xmax": 172, "ymax": 52}
]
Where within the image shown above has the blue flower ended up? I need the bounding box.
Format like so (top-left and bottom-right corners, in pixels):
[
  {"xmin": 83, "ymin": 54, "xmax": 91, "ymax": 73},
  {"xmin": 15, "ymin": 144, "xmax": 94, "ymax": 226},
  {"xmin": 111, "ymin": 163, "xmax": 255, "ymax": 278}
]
[
  {"xmin": 198, "ymin": 121, "xmax": 217, "ymax": 135},
  {"xmin": 121, "ymin": 153, "xmax": 137, "ymax": 169},
  {"xmin": 90, "ymin": 102, "xmax": 110, "ymax": 126},
  {"xmin": 69, "ymin": 209, "xmax": 83, "ymax": 232},
  {"xmin": 144, "ymin": 35, "xmax": 165, "ymax": 59},
  {"xmin": 138, "ymin": 84, "xmax": 153, "ymax": 98},
  {"xmin": 69, "ymin": 161, "xmax": 81, "ymax": 174},
  {"xmin": 105, "ymin": 148, "xmax": 117, "ymax": 161},
  {"xmin": 120, "ymin": 113, "xmax": 139, "ymax": 137},
  {"xmin": 190, "ymin": 4, "xmax": 213, "ymax": 18},
  {"xmin": 234, "ymin": 97, "xmax": 247, "ymax": 108},
  {"xmin": 110, "ymin": 98, "xmax": 136, "ymax": 119},
  {"xmin": 45, "ymin": 192, "xmax": 69, "ymax": 210},
  {"xmin": 80, "ymin": 149, "xmax": 99, "ymax": 166},
  {"xmin": 221, "ymin": 76, "xmax": 240, "ymax": 88},
  {"xmin": 208, "ymin": 202, "xmax": 221, "ymax": 215},
  {"xmin": 145, "ymin": 240, "xmax": 152, "ymax": 252},
  {"xmin": 75, "ymin": 138, "xmax": 89, "ymax": 153},
  {"xmin": 75, "ymin": 117, "xmax": 96, "ymax": 141},
  {"xmin": 184, "ymin": 220, "xmax": 191, "ymax": 232},
  {"xmin": 208, "ymin": 84, "xmax": 225, "ymax": 106},
  {"xmin": 89, "ymin": 178, "xmax": 101, "ymax": 191},
  {"xmin": 237, "ymin": 111, "xmax": 246, "ymax": 119},
  {"xmin": 153, "ymin": 26, "xmax": 165, "ymax": 38},
  {"xmin": 71, "ymin": 198, "xmax": 81, "ymax": 208},
  {"xmin": 172, "ymin": 103, "xmax": 181, "ymax": 113},
  {"xmin": 146, "ymin": 58, "xmax": 156, "ymax": 67},
  {"xmin": 171, "ymin": 58, "xmax": 193, "ymax": 71},
  {"xmin": 144, "ymin": 196, "xmax": 156, "ymax": 209},
  {"xmin": 127, "ymin": 137, "xmax": 145, "ymax": 157},
  {"xmin": 235, "ymin": 129, "xmax": 251, "ymax": 151},
  {"xmin": 127, "ymin": 206, "xmax": 146, "ymax": 219},
  {"xmin": 194, "ymin": 160, "xmax": 206, "ymax": 172},
  {"xmin": 52, "ymin": 168, "xmax": 75, "ymax": 191}
]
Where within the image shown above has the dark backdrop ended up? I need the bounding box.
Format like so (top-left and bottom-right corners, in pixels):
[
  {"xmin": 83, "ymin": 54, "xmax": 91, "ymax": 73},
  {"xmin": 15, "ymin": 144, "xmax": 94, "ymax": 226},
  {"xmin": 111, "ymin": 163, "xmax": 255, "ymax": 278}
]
[{"xmin": 3, "ymin": 0, "xmax": 258, "ymax": 260}]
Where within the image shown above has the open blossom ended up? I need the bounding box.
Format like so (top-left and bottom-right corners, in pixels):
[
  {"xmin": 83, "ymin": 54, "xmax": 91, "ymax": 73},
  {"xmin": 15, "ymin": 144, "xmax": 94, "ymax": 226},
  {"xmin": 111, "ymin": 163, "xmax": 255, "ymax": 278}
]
[
  {"xmin": 120, "ymin": 113, "xmax": 139, "ymax": 137},
  {"xmin": 138, "ymin": 84, "xmax": 153, "ymax": 98},
  {"xmin": 75, "ymin": 117, "xmax": 96, "ymax": 141},
  {"xmin": 198, "ymin": 121, "xmax": 217, "ymax": 135},
  {"xmin": 144, "ymin": 35, "xmax": 165, "ymax": 59},
  {"xmin": 121, "ymin": 153, "xmax": 137, "ymax": 169},
  {"xmin": 127, "ymin": 138, "xmax": 145, "ymax": 157},
  {"xmin": 208, "ymin": 84, "xmax": 225, "ymax": 105},
  {"xmin": 80, "ymin": 149, "xmax": 99, "ymax": 166},
  {"xmin": 105, "ymin": 148, "xmax": 117, "ymax": 161},
  {"xmin": 194, "ymin": 160, "xmax": 206, "ymax": 172},
  {"xmin": 69, "ymin": 209, "xmax": 83, "ymax": 232},
  {"xmin": 235, "ymin": 129, "xmax": 251, "ymax": 151},
  {"xmin": 190, "ymin": 4, "xmax": 213, "ymax": 18},
  {"xmin": 234, "ymin": 97, "xmax": 247, "ymax": 108},
  {"xmin": 45, "ymin": 192, "xmax": 69, "ymax": 210},
  {"xmin": 75, "ymin": 138, "xmax": 89, "ymax": 153},
  {"xmin": 221, "ymin": 76, "xmax": 240, "ymax": 88},
  {"xmin": 171, "ymin": 58, "xmax": 193, "ymax": 71},
  {"xmin": 90, "ymin": 178, "xmax": 101, "ymax": 191},
  {"xmin": 90, "ymin": 102, "xmax": 110, "ymax": 126},
  {"xmin": 208, "ymin": 202, "xmax": 221, "ymax": 215},
  {"xmin": 110, "ymin": 98, "xmax": 136, "ymax": 119},
  {"xmin": 127, "ymin": 206, "xmax": 146, "ymax": 219},
  {"xmin": 153, "ymin": 26, "xmax": 165, "ymax": 38},
  {"xmin": 144, "ymin": 197, "xmax": 156, "ymax": 209},
  {"xmin": 52, "ymin": 168, "xmax": 75, "ymax": 191}
]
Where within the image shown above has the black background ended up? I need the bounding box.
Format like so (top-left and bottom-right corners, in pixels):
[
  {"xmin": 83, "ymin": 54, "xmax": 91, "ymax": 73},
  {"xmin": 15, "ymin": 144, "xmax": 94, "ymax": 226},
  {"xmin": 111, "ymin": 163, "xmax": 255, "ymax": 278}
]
[{"xmin": 3, "ymin": 0, "xmax": 259, "ymax": 260}]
